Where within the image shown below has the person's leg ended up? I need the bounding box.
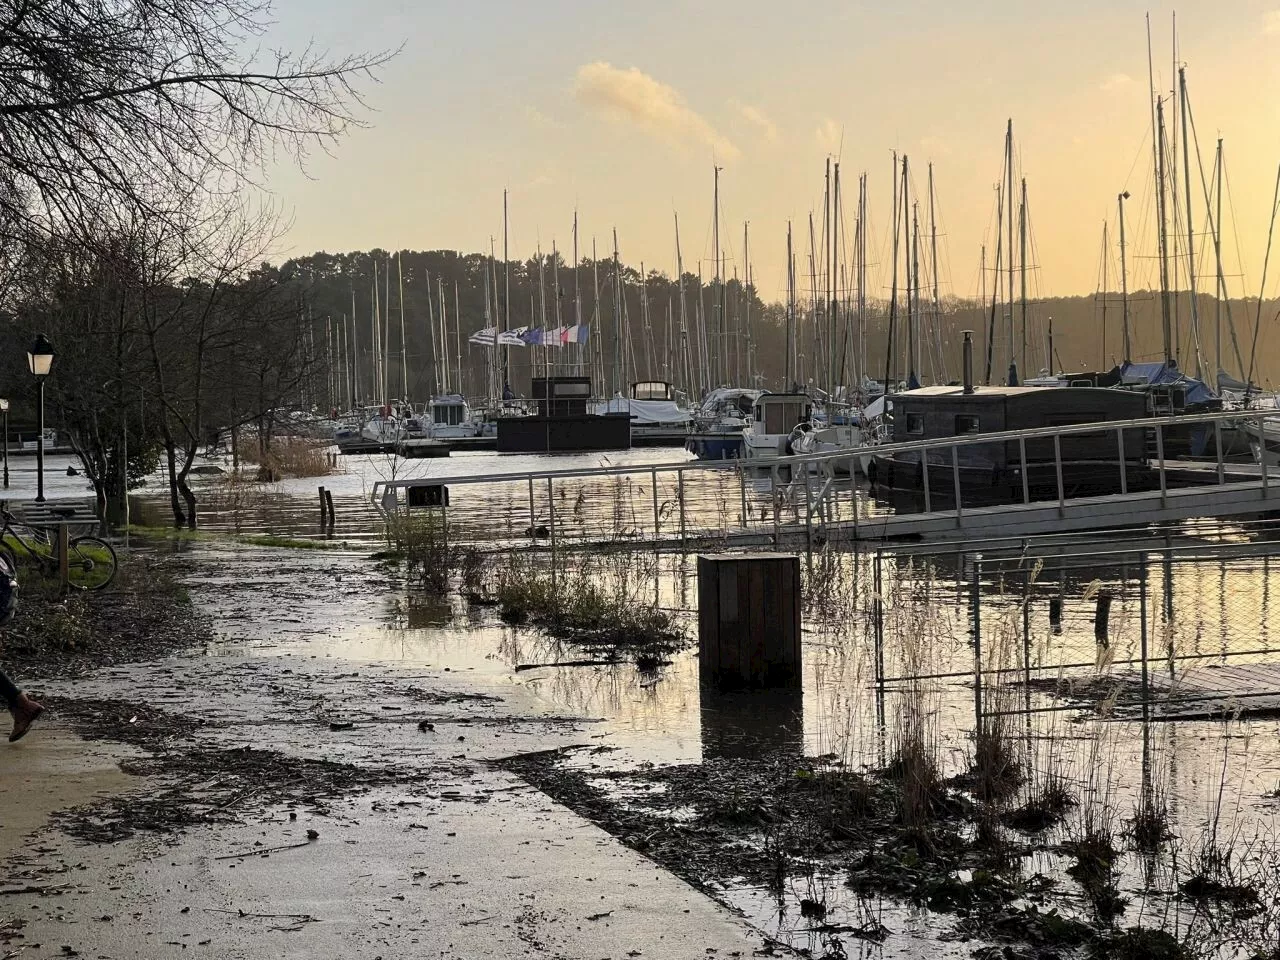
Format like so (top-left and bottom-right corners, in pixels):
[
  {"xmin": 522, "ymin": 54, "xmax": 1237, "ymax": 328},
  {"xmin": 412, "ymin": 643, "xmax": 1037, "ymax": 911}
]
[{"xmin": 0, "ymin": 669, "xmax": 42, "ymax": 742}]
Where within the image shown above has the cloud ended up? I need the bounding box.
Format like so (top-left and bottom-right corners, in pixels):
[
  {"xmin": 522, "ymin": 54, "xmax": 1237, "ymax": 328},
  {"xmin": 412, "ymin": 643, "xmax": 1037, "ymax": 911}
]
[
  {"xmin": 815, "ymin": 118, "xmax": 842, "ymax": 155},
  {"xmin": 1100, "ymin": 72, "xmax": 1136, "ymax": 92},
  {"xmin": 574, "ymin": 61, "xmax": 739, "ymax": 160},
  {"xmin": 523, "ymin": 106, "xmax": 564, "ymax": 130},
  {"xmin": 1266, "ymin": 10, "xmax": 1280, "ymax": 34},
  {"xmin": 730, "ymin": 100, "xmax": 777, "ymax": 142}
]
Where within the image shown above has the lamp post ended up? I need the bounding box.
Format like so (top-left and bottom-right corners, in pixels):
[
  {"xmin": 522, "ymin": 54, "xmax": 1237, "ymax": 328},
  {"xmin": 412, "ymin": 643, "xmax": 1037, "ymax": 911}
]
[
  {"xmin": 0, "ymin": 399, "xmax": 8, "ymax": 489},
  {"xmin": 27, "ymin": 334, "xmax": 54, "ymax": 503}
]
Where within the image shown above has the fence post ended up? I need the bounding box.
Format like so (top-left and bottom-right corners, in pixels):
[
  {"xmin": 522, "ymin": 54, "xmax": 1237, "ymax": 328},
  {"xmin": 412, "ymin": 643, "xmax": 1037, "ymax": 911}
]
[
  {"xmin": 57, "ymin": 524, "xmax": 69, "ymax": 593},
  {"xmin": 770, "ymin": 465, "xmax": 781, "ymax": 546},
  {"xmin": 849, "ymin": 458, "xmax": 859, "ymax": 538},
  {"xmin": 1117, "ymin": 427, "xmax": 1128, "ymax": 496},
  {"xmin": 547, "ymin": 477, "xmax": 557, "ymax": 579},
  {"xmin": 1261, "ymin": 416, "xmax": 1270, "ymax": 494},
  {"xmin": 921, "ymin": 450, "xmax": 932, "ymax": 513},
  {"xmin": 874, "ymin": 549, "xmax": 885, "ymax": 735},
  {"xmin": 739, "ymin": 467, "xmax": 748, "ymax": 528},
  {"xmin": 1139, "ymin": 552, "xmax": 1150, "ymax": 716}
]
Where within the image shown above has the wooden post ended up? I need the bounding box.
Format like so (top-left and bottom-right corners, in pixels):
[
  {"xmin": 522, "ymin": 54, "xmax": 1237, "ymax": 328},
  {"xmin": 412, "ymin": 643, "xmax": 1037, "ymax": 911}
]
[
  {"xmin": 697, "ymin": 553, "xmax": 801, "ymax": 689},
  {"xmin": 324, "ymin": 489, "xmax": 336, "ymax": 530},
  {"xmin": 319, "ymin": 485, "xmax": 329, "ymax": 527}
]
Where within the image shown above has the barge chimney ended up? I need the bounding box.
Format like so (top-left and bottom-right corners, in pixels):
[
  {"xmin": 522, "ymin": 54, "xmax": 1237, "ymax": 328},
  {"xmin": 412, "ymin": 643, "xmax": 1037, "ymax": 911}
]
[{"xmin": 962, "ymin": 331, "xmax": 975, "ymax": 394}]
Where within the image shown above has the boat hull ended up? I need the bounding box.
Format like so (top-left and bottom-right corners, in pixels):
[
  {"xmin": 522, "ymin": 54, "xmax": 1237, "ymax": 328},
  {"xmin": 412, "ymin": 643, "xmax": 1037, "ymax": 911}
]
[{"xmin": 686, "ymin": 432, "xmax": 744, "ymax": 460}]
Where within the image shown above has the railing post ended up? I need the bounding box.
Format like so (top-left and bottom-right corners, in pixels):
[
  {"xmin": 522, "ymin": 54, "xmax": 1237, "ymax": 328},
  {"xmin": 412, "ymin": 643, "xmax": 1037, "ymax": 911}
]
[
  {"xmin": 678, "ymin": 469, "xmax": 687, "ymax": 547},
  {"xmin": 1117, "ymin": 427, "xmax": 1128, "ymax": 495},
  {"xmin": 1260, "ymin": 415, "xmax": 1270, "ymax": 494},
  {"xmin": 739, "ymin": 467, "xmax": 748, "ymax": 528},
  {"xmin": 1053, "ymin": 433, "xmax": 1065, "ymax": 513},
  {"xmin": 528, "ymin": 476, "xmax": 536, "ymax": 541},
  {"xmin": 921, "ymin": 450, "xmax": 933, "ymax": 513},
  {"xmin": 803, "ymin": 468, "xmax": 813, "ymax": 546},
  {"xmin": 952, "ymin": 444, "xmax": 963, "ymax": 522},
  {"xmin": 849, "ymin": 458, "xmax": 859, "ymax": 538},
  {"xmin": 547, "ymin": 477, "xmax": 557, "ymax": 586},
  {"xmin": 770, "ymin": 464, "xmax": 781, "ymax": 546},
  {"xmin": 651, "ymin": 467, "xmax": 660, "ymax": 540},
  {"xmin": 1214, "ymin": 419, "xmax": 1225, "ymax": 485},
  {"xmin": 1155, "ymin": 423, "xmax": 1167, "ymax": 506},
  {"xmin": 1018, "ymin": 437, "xmax": 1030, "ymax": 505}
]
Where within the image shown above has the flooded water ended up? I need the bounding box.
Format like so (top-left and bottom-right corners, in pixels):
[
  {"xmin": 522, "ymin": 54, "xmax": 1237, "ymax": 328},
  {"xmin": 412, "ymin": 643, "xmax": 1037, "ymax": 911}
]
[{"xmin": 114, "ymin": 448, "xmax": 1280, "ymax": 955}]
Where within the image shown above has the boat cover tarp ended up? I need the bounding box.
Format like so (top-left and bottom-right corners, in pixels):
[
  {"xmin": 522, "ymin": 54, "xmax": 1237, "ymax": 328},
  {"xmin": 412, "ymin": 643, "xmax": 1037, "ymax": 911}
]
[
  {"xmin": 593, "ymin": 397, "xmax": 692, "ymax": 424},
  {"xmin": 863, "ymin": 396, "xmax": 887, "ymax": 420},
  {"xmin": 1117, "ymin": 361, "xmax": 1215, "ymax": 406}
]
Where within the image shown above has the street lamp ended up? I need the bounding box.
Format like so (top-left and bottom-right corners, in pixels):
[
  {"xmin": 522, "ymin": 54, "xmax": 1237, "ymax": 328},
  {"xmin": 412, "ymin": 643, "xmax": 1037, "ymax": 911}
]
[
  {"xmin": 27, "ymin": 334, "xmax": 53, "ymax": 503},
  {"xmin": 0, "ymin": 399, "xmax": 9, "ymax": 489}
]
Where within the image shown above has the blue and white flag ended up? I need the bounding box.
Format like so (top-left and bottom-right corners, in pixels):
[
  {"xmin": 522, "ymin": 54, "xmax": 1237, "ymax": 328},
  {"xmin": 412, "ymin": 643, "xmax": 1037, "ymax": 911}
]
[
  {"xmin": 468, "ymin": 326, "xmax": 498, "ymax": 346},
  {"xmin": 497, "ymin": 327, "xmax": 528, "ymax": 346}
]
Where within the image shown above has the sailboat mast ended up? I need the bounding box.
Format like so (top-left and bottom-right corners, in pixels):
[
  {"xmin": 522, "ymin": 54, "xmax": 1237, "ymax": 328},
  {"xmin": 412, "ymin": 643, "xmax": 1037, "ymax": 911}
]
[
  {"xmin": 1214, "ymin": 139, "xmax": 1224, "ymax": 377},
  {"xmin": 1156, "ymin": 97, "xmax": 1174, "ymax": 365},
  {"xmin": 904, "ymin": 156, "xmax": 915, "ymax": 387},
  {"xmin": 1019, "ymin": 178, "xmax": 1028, "ymax": 376},
  {"xmin": 675, "ymin": 213, "xmax": 690, "ymax": 394},
  {"xmin": 830, "ymin": 163, "xmax": 840, "ymax": 396},
  {"xmin": 743, "ymin": 221, "xmax": 752, "ymax": 387},
  {"xmin": 397, "ymin": 253, "xmax": 408, "ymax": 400},
  {"xmin": 807, "ymin": 213, "xmax": 818, "ymax": 390},
  {"xmin": 856, "ymin": 174, "xmax": 867, "ymax": 392},
  {"xmin": 885, "ymin": 152, "xmax": 899, "ymax": 389},
  {"xmin": 371, "ymin": 261, "xmax": 381, "ymax": 404},
  {"xmin": 438, "ymin": 277, "xmax": 449, "ymax": 394},
  {"xmin": 383, "ymin": 257, "xmax": 392, "ymax": 401},
  {"xmin": 1101, "ymin": 220, "xmax": 1109, "ymax": 369},
  {"xmin": 1179, "ymin": 66, "xmax": 1203, "ymax": 380},
  {"xmin": 502, "ymin": 190, "xmax": 510, "ymax": 392},
  {"xmin": 552, "ymin": 239, "xmax": 561, "ymax": 377},
  {"xmin": 641, "ymin": 260, "xmax": 653, "ymax": 381},
  {"xmin": 785, "ymin": 221, "xmax": 794, "ymax": 390},
  {"xmin": 350, "ymin": 287, "xmax": 359, "ymax": 404},
  {"xmin": 612, "ymin": 230, "xmax": 623, "ymax": 396},
  {"xmin": 928, "ymin": 164, "xmax": 942, "ymax": 383},
  {"xmin": 911, "ymin": 199, "xmax": 920, "ymax": 386},
  {"xmin": 1119, "ymin": 192, "xmax": 1132, "ymax": 364},
  {"xmin": 425, "ymin": 269, "xmax": 438, "ymax": 395},
  {"xmin": 453, "ymin": 282, "xmax": 462, "ymax": 398},
  {"xmin": 1005, "ymin": 120, "xmax": 1016, "ymax": 381},
  {"xmin": 713, "ymin": 165, "xmax": 722, "ymax": 387}
]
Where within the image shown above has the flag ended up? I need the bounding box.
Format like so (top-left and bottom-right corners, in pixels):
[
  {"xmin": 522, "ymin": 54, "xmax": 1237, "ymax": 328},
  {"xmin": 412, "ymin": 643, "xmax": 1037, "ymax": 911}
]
[
  {"xmin": 498, "ymin": 327, "xmax": 528, "ymax": 346},
  {"xmin": 544, "ymin": 326, "xmax": 566, "ymax": 347},
  {"xmin": 559, "ymin": 326, "xmax": 572, "ymax": 346},
  {"xmin": 468, "ymin": 326, "xmax": 498, "ymax": 346},
  {"xmin": 520, "ymin": 327, "xmax": 544, "ymax": 346},
  {"xmin": 569, "ymin": 324, "xmax": 590, "ymax": 344}
]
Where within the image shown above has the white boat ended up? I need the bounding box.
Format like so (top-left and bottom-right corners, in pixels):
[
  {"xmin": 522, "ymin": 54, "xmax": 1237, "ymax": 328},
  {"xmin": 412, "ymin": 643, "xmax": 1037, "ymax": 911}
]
[
  {"xmin": 335, "ymin": 406, "xmax": 405, "ymax": 454},
  {"xmin": 593, "ymin": 381, "xmax": 692, "ymax": 447},
  {"xmin": 425, "ymin": 394, "xmax": 482, "ymax": 440},
  {"xmin": 742, "ymin": 394, "xmax": 812, "ymax": 462}
]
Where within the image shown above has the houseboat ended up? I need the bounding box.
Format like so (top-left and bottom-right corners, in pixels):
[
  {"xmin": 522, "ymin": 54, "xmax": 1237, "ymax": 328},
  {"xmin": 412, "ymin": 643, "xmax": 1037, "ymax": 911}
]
[
  {"xmin": 496, "ymin": 376, "xmax": 631, "ymax": 453},
  {"xmin": 593, "ymin": 381, "xmax": 692, "ymax": 447},
  {"xmin": 869, "ymin": 383, "xmax": 1149, "ymax": 498}
]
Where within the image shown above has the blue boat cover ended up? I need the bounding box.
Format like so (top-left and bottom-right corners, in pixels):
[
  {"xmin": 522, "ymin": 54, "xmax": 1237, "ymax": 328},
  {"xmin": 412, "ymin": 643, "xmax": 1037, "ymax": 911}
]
[{"xmin": 1118, "ymin": 361, "xmax": 1215, "ymax": 405}]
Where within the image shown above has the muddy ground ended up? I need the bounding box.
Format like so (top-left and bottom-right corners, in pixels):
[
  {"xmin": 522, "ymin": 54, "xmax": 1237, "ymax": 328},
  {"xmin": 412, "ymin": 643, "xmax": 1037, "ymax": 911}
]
[{"xmin": 0, "ymin": 541, "xmax": 770, "ymax": 959}]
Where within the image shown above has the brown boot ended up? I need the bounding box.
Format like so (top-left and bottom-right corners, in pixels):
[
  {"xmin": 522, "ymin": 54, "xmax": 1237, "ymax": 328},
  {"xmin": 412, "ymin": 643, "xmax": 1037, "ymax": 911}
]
[{"xmin": 9, "ymin": 693, "xmax": 43, "ymax": 742}]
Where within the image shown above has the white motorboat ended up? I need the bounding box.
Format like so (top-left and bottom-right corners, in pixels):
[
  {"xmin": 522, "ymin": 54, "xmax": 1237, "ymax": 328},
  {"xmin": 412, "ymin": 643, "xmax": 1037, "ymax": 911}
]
[{"xmin": 742, "ymin": 393, "xmax": 812, "ymax": 462}]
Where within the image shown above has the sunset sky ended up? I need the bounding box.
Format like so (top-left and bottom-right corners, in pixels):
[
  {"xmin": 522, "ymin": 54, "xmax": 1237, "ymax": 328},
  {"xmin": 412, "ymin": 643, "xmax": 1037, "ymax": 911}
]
[{"xmin": 266, "ymin": 0, "xmax": 1280, "ymax": 306}]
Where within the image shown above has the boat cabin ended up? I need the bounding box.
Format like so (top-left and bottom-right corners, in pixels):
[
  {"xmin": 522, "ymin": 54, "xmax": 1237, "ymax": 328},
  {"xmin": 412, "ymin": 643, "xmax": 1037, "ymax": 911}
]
[
  {"xmin": 630, "ymin": 380, "xmax": 675, "ymax": 402},
  {"xmin": 430, "ymin": 394, "xmax": 469, "ymax": 426},
  {"xmin": 752, "ymin": 394, "xmax": 813, "ymax": 436},
  {"xmin": 886, "ymin": 385, "xmax": 1148, "ymax": 487}
]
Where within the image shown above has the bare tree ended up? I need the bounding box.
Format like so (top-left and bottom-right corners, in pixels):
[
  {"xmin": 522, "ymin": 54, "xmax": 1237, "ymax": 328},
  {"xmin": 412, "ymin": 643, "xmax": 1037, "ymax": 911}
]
[{"xmin": 0, "ymin": 0, "xmax": 391, "ymax": 236}]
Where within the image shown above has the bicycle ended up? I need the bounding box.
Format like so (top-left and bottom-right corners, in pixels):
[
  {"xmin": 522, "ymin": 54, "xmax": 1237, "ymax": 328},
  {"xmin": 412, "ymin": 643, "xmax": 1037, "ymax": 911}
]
[{"xmin": 0, "ymin": 505, "xmax": 117, "ymax": 591}]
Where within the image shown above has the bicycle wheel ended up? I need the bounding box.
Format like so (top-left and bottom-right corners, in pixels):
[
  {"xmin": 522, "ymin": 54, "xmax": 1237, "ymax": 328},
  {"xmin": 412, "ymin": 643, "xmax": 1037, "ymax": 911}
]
[{"xmin": 65, "ymin": 536, "xmax": 117, "ymax": 591}]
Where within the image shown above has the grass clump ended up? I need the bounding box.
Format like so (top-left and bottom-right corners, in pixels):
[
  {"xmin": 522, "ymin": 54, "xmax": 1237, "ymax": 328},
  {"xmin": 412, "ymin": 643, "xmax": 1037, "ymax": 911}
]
[
  {"xmin": 1089, "ymin": 928, "xmax": 1192, "ymax": 960},
  {"xmin": 243, "ymin": 437, "xmax": 335, "ymax": 481},
  {"xmin": 493, "ymin": 551, "xmax": 684, "ymax": 660}
]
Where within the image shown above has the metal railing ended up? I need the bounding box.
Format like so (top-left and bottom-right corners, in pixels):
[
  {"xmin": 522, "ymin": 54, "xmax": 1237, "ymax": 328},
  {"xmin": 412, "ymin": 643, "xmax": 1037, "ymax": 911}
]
[{"xmin": 368, "ymin": 407, "xmax": 1280, "ymax": 549}]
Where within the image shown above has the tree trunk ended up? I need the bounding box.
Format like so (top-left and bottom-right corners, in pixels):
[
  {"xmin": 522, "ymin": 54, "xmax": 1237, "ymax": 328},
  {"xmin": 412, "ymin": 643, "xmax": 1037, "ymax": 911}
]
[
  {"xmin": 163, "ymin": 439, "xmax": 186, "ymax": 528},
  {"xmin": 177, "ymin": 442, "xmax": 198, "ymax": 529}
]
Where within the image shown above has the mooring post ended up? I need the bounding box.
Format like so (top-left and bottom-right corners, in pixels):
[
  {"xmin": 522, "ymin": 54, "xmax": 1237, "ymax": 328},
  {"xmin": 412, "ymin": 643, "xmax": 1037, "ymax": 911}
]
[
  {"xmin": 698, "ymin": 553, "xmax": 801, "ymax": 689},
  {"xmin": 319, "ymin": 485, "xmax": 328, "ymax": 527},
  {"xmin": 738, "ymin": 467, "xmax": 747, "ymax": 528},
  {"xmin": 324, "ymin": 489, "xmax": 336, "ymax": 531},
  {"xmin": 873, "ymin": 549, "xmax": 885, "ymax": 724},
  {"xmin": 971, "ymin": 553, "xmax": 983, "ymax": 729}
]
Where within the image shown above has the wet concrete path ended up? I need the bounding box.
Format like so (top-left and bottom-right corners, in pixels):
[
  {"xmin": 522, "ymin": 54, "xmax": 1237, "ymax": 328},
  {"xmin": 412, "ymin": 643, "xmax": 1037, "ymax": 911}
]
[{"xmin": 0, "ymin": 543, "xmax": 772, "ymax": 959}]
